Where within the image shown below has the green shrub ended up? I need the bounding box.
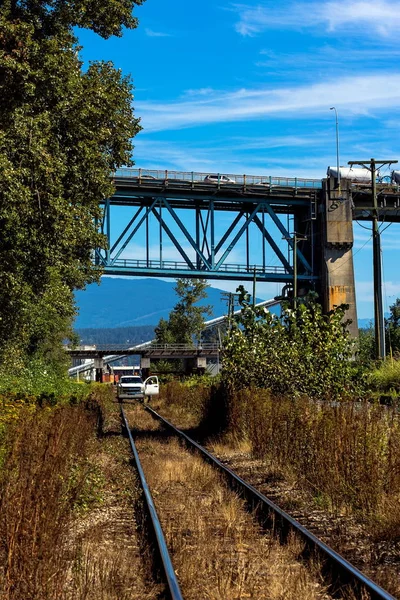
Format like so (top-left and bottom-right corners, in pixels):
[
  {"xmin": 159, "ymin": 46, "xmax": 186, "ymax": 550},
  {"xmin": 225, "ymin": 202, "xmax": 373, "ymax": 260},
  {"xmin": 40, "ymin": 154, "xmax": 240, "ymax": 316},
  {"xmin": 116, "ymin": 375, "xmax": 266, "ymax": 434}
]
[
  {"xmin": 367, "ymin": 359, "xmax": 400, "ymax": 403},
  {"xmin": 221, "ymin": 289, "xmax": 361, "ymax": 401}
]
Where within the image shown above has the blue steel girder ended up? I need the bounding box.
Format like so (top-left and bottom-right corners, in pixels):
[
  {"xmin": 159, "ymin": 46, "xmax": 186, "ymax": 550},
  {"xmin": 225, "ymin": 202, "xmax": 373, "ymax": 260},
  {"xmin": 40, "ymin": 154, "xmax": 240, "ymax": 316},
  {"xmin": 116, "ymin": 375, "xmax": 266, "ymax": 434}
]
[
  {"xmin": 263, "ymin": 203, "xmax": 312, "ymax": 272},
  {"xmin": 214, "ymin": 204, "xmax": 263, "ymax": 270},
  {"xmin": 98, "ymin": 190, "xmax": 315, "ymax": 283},
  {"xmin": 151, "ymin": 207, "xmax": 195, "ymax": 270},
  {"xmin": 161, "ymin": 197, "xmax": 212, "ymax": 269},
  {"xmin": 253, "ymin": 215, "xmax": 292, "ymax": 273}
]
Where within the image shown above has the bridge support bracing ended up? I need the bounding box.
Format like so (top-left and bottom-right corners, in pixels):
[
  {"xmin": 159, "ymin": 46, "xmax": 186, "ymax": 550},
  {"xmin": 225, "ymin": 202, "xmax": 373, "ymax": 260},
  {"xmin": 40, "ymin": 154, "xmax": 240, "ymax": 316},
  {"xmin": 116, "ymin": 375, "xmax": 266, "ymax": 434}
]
[{"xmin": 320, "ymin": 179, "xmax": 358, "ymax": 338}]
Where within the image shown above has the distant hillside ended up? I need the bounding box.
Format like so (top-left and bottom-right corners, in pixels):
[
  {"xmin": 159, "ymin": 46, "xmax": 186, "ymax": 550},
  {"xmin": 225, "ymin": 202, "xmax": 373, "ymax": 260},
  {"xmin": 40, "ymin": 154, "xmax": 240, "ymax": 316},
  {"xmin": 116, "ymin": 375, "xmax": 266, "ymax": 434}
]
[
  {"xmin": 75, "ymin": 278, "xmax": 376, "ymax": 332},
  {"xmin": 74, "ymin": 277, "xmax": 237, "ymax": 329},
  {"xmin": 76, "ymin": 325, "xmax": 156, "ymax": 345},
  {"xmin": 358, "ymin": 314, "xmax": 389, "ymax": 329}
]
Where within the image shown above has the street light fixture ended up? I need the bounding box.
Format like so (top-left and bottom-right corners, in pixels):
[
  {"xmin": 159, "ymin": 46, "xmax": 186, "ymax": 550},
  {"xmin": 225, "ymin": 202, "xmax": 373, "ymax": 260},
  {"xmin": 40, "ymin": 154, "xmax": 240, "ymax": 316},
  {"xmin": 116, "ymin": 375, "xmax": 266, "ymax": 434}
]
[{"xmin": 330, "ymin": 107, "xmax": 341, "ymax": 191}]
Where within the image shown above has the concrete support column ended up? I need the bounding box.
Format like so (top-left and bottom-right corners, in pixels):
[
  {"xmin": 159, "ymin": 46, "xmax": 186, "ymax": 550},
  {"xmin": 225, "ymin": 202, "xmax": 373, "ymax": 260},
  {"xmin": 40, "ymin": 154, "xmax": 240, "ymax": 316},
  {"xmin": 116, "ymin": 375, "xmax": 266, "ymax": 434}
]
[
  {"xmin": 320, "ymin": 179, "xmax": 358, "ymax": 339},
  {"xmin": 141, "ymin": 357, "xmax": 151, "ymax": 379},
  {"xmin": 94, "ymin": 357, "xmax": 104, "ymax": 382}
]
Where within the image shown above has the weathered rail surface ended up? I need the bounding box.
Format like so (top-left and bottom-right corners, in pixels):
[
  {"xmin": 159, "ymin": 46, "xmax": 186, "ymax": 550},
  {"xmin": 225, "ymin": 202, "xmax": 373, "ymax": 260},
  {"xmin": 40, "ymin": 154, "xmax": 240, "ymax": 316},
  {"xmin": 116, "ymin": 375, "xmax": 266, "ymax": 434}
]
[
  {"xmin": 120, "ymin": 405, "xmax": 184, "ymax": 600},
  {"xmin": 142, "ymin": 405, "xmax": 395, "ymax": 600}
]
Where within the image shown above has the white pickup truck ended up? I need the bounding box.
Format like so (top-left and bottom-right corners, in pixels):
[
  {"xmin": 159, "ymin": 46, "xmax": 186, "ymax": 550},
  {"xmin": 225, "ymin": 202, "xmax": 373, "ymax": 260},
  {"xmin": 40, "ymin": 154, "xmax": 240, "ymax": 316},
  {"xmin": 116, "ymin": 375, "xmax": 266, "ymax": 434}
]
[{"xmin": 117, "ymin": 375, "xmax": 159, "ymax": 401}]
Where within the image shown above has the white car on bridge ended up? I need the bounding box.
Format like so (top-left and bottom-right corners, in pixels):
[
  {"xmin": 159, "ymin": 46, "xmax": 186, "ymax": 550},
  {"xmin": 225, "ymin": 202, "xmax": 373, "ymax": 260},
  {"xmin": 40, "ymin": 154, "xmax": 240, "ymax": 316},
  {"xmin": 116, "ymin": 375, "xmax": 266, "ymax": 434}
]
[{"xmin": 203, "ymin": 174, "xmax": 235, "ymax": 184}]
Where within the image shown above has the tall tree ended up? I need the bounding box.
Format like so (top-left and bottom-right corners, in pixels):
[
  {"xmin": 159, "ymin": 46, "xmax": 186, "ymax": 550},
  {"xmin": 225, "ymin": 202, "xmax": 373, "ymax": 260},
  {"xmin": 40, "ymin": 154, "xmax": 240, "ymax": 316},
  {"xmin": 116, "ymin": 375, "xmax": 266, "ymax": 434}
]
[
  {"xmin": 0, "ymin": 0, "xmax": 143, "ymax": 366},
  {"xmin": 155, "ymin": 279, "xmax": 212, "ymax": 345},
  {"xmin": 385, "ymin": 298, "xmax": 400, "ymax": 355}
]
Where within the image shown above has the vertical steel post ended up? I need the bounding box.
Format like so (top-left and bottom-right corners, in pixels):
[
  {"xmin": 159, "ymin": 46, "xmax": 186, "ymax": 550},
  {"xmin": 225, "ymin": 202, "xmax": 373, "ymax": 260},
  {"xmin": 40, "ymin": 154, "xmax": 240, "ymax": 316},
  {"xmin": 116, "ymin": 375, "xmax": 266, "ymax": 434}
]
[
  {"xmin": 348, "ymin": 157, "xmax": 397, "ymax": 352},
  {"xmin": 105, "ymin": 198, "xmax": 111, "ymax": 265},
  {"xmin": 371, "ymin": 159, "xmax": 385, "ymax": 359},
  {"xmin": 159, "ymin": 199, "xmax": 163, "ymax": 267},
  {"xmin": 293, "ymin": 234, "xmax": 298, "ymax": 311},
  {"xmin": 196, "ymin": 207, "xmax": 200, "ymax": 269},
  {"xmin": 246, "ymin": 211, "xmax": 249, "ymax": 271},
  {"xmin": 262, "ymin": 207, "xmax": 266, "ymax": 271},
  {"xmin": 146, "ymin": 209, "xmax": 149, "ymax": 267},
  {"xmin": 210, "ymin": 199, "xmax": 215, "ymax": 268}
]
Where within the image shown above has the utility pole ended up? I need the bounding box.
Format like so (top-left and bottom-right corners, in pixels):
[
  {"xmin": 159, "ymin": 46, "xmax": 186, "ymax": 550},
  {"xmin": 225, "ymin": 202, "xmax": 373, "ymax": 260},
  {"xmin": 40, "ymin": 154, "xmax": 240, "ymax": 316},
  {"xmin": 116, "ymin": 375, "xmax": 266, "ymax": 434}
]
[
  {"xmin": 283, "ymin": 233, "xmax": 307, "ymax": 310},
  {"xmin": 252, "ymin": 267, "xmax": 257, "ymax": 308},
  {"xmin": 348, "ymin": 158, "xmax": 398, "ymax": 359}
]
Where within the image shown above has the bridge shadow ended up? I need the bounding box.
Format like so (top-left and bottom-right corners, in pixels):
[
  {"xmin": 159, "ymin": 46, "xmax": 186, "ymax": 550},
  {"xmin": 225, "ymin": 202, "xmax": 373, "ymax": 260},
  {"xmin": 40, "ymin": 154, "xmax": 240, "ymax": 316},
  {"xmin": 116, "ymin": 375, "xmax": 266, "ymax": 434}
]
[{"xmin": 119, "ymin": 385, "xmax": 228, "ymax": 446}]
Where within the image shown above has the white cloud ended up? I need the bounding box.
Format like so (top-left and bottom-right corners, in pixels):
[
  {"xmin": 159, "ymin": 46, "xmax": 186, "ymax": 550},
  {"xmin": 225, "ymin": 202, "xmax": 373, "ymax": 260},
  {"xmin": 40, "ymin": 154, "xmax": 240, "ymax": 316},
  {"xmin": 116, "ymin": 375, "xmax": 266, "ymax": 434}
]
[
  {"xmin": 232, "ymin": 1, "xmax": 400, "ymax": 37},
  {"xmin": 255, "ymin": 45, "xmax": 400, "ymax": 74},
  {"xmin": 136, "ymin": 74, "xmax": 400, "ymax": 132},
  {"xmin": 353, "ymin": 226, "xmax": 400, "ymax": 251},
  {"xmin": 145, "ymin": 28, "xmax": 172, "ymax": 37},
  {"xmin": 183, "ymin": 88, "xmax": 216, "ymax": 97},
  {"xmin": 356, "ymin": 279, "xmax": 400, "ymax": 304}
]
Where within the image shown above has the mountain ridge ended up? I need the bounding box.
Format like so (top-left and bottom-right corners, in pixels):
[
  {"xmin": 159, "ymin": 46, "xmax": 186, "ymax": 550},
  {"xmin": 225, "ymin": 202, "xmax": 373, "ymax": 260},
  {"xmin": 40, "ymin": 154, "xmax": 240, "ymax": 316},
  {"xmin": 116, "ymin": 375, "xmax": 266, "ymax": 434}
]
[
  {"xmin": 74, "ymin": 277, "xmax": 376, "ymax": 330},
  {"xmin": 74, "ymin": 277, "xmax": 242, "ymax": 329}
]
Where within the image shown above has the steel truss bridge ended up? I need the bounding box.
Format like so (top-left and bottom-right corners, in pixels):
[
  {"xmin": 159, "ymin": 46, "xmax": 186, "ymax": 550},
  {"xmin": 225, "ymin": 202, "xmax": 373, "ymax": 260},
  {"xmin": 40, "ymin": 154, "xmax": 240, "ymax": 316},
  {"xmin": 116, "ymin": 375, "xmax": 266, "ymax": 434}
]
[
  {"xmin": 96, "ymin": 168, "xmax": 320, "ymax": 286},
  {"xmin": 93, "ymin": 166, "xmax": 400, "ymax": 342}
]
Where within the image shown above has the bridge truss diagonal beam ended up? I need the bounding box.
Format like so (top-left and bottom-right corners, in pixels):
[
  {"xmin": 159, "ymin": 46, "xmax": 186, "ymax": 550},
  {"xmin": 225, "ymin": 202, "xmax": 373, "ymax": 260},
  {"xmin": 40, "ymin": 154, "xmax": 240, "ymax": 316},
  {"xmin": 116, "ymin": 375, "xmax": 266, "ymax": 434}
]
[
  {"xmin": 253, "ymin": 215, "xmax": 292, "ymax": 273},
  {"xmin": 97, "ymin": 181, "xmax": 317, "ymax": 283},
  {"xmin": 214, "ymin": 204, "xmax": 264, "ymax": 271},
  {"xmin": 151, "ymin": 206, "xmax": 195, "ymax": 270},
  {"xmin": 263, "ymin": 203, "xmax": 312, "ymax": 273},
  {"xmin": 161, "ymin": 197, "xmax": 212, "ymax": 270}
]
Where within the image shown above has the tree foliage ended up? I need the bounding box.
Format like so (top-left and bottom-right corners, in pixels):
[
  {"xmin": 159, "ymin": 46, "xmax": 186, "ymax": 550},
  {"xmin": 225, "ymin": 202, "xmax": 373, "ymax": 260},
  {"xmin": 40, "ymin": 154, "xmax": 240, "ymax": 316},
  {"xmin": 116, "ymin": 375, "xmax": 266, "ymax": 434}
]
[
  {"xmin": 385, "ymin": 298, "xmax": 400, "ymax": 356},
  {"xmin": 222, "ymin": 287, "xmax": 359, "ymax": 401},
  {"xmin": 155, "ymin": 279, "xmax": 212, "ymax": 345},
  {"xmin": 0, "ymin": 0, "xmax": 143, "ymax": 365}
]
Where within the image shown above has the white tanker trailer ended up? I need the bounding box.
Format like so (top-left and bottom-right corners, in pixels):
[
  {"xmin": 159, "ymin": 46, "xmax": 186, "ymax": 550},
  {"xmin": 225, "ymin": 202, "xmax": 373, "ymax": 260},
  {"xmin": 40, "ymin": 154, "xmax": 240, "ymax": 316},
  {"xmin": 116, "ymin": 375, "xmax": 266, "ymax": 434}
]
[
  {"xmin": 327, "ymin": 166, "xmax": 373, "ymax": 183},
  {"xmin": 391, "ymin": 171, "xmax": 400, "ymax": 185}
]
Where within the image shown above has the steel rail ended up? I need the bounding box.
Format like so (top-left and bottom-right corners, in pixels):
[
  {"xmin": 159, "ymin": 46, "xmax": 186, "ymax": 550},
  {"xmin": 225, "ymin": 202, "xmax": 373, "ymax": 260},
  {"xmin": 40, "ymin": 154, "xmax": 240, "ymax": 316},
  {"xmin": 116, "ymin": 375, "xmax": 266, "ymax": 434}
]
[
  {"xmin": 120, "ymin": 405, "xmax": 184, "ymax": 600},
  {"xmin": 145, "ymin": 406, "xmax": 395, "ymax": 600}
]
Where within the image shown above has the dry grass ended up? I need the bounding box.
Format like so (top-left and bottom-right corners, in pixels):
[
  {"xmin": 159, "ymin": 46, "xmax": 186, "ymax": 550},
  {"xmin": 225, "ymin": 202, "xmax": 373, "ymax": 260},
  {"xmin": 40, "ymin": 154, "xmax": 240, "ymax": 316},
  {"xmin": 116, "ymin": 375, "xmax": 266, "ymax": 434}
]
[
  {"xmin": 151, "ymin": 381, "xmax": 400, "ymax": 598},
  {"xmin": 228, "ymin": 390, "xmax": 400, "ymax": 521},
  {"xmin": 157, "ymin": 383, "xmax": 400, "ymax": 525},
  {"xmin": 63, "ymin": 397, "xmax": 162, "ymax": 600},
  {"xmin": 126, "ymin": 404, "xmax": 333, "ymax": 600},
  {"xmin": 0, "ymin": 402, "xmax": 99, "ymax": 600},
  {"xmin": 0, "ymin": 391, "xmax": 162, "ymax": 600}
]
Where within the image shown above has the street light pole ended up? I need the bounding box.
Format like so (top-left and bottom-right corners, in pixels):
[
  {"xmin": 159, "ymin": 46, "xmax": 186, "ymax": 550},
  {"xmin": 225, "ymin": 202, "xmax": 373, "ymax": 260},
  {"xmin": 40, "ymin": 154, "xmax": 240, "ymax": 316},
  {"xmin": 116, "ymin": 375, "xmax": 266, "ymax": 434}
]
[{"xmin": 330, "ymin": 107, "xmax": 340, "ymax": 191}]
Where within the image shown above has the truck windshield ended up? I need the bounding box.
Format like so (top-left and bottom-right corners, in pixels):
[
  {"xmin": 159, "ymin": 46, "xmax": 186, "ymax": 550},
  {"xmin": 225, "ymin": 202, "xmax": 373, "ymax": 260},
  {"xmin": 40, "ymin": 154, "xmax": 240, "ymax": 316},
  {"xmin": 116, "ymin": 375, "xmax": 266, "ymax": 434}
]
[{"xmin": 120, "ymin": 377, "xmax": 142, "ymax": 384}]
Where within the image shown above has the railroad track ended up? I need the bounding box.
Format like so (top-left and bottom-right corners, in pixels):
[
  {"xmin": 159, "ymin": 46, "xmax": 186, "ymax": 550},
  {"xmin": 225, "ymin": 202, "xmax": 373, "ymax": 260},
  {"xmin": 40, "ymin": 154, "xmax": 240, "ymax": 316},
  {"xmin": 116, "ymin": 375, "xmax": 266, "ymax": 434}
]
[{"xmin": 120, "ymin": 403, "xmax": 395, "ymax": 600}]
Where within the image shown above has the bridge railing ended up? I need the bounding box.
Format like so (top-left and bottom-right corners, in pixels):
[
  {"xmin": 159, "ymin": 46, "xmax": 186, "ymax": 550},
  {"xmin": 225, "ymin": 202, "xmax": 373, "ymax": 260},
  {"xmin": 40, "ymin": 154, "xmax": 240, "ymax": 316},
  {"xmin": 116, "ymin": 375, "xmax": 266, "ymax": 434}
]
[
  {"xmin": 106, "ymin": 258, "xmax": 288, "ymax": 274},
  {"xmin": 66, "ymin": 343, "xmax": 220, "ymax": 352},
  {"xmin": 114, "ymin": 168, "xmax": 322, "ymax": 190}
]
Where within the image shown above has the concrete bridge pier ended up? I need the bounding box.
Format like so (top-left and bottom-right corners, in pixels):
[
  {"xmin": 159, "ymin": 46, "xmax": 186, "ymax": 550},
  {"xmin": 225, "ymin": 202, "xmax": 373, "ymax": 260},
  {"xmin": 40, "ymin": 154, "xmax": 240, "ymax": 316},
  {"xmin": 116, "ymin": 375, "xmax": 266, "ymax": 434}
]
[
  {"xmin": 319, "ymin": 179, "xmax": 358, "ymax": 338},
  {"xmin": 94, "ymin": 357, "xmax": 105, "ymax": 382}
]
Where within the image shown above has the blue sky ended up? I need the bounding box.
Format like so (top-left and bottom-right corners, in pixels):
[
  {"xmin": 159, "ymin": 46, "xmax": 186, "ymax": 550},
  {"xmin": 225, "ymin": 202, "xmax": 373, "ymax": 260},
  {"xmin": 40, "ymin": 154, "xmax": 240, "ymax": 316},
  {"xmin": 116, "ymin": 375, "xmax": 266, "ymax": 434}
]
[{"xmin": 78, "ymin": 0, "xmax": 400, "ymax": 319}]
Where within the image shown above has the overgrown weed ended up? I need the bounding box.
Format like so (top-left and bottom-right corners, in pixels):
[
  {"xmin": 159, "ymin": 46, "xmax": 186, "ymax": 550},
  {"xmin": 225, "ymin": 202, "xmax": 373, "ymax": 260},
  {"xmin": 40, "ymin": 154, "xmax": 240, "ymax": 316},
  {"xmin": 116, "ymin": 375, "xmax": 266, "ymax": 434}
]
[
  {"xmin": 0, "ymin": 396, "xmax": 105, "ymax": 600},
  {"xmin": 227, "ymin": 389, "xmax": 400, "ymax": 524},
  {"xmin": 367, "ymin": 359, "xmax": 400, "ymax": 403}
]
